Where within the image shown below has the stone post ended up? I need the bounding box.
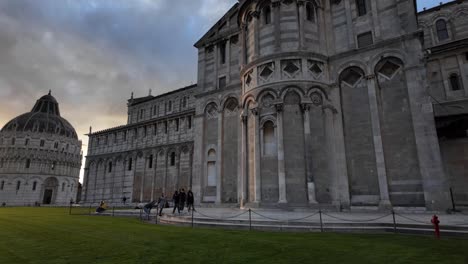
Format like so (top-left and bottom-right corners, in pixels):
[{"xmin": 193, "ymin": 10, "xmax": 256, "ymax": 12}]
[
  {"xmin": 252, "ymin": 107, "xmax": 261, "ymax": 203},
  {"xmin": 239, "ymin": 113, "xmax": 248, "ymax": 207},
  {"xmin": 275, "ymin": 104, "xmax": 287, "ymax": 203}
]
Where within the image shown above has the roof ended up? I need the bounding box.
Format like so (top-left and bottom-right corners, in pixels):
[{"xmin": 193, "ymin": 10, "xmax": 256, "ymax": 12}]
[
  {"xmin": 128, "ymin": 84, "xmax": 197, "ymax": 107},
  {"xmin": 417, "ymin": 0, "xmax": 462, "ymax": 15},
  {"xmin": 1, "ymin": 92, "xmax": 78, "ymax": 139}
]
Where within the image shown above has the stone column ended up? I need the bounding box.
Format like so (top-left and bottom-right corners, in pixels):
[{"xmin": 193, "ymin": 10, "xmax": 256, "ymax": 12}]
[
  {"xmin": 163, "ymin": 150, "xmax": 168, "ymax": 194},
  {"xmin": 83, "ymin": 167, "xmax": 90, "ymax": 203},
  {"xmin": 240, "ymin": 23, "xmax": 247, "ymax": 67},
  {"xmin": 366, "ymin": 75, "xmax": 391, "ymax": 209},
  {"xmin": 140, "ymin": 156, "xmax": 146, "ymax": 203},
  {"xmin": 214, "ymin": 43, "xmax": 219, "ymax": 89},
  {"xmin": 252, "ymin": 108, "xmax": 261, "ymax": 203},
  {"xmin": 189, "ymin": 146, "xmax": 194, "ymax": 189},
  {"xmin": 151, "ymin": 152, "xmax": 156, "ymax": 201},
  {"xmin": 176, "ymin": 148, "xmax": 181, "ymax": 190},
  {"xmin": 297, "ymin": 0, "xmax": 305, "ymax": 50},
  {"xmin": 273, "ymin": 1, "xmax": 281, "ymax": 52},
  {"xmin": 275, "ymin": 104, "xmax": 287, "ymax": 203},
  {"xmin": 301, "ymin": 103, "xmax": 317, "ymax": 204},
  {"xmin": 216, "ymin": 110, "xmax": 223, "ymax": 204},
  {"xmin": 239, "ymin": 113, "xmax": 248, "ymax": 207},
  {"xmin": 252, "ymin": 11, "xmax": 260, "ymax": 60},
  {"xmin": 226, "ymin": 38, "xmax": 231, "ymax": 84}
]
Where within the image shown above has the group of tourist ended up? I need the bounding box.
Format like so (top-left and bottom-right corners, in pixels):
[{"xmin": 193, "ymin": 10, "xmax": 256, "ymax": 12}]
[
  {"xmin": 95, "ymin": 189, "xmax": 195, "ymax": 217},
  {"xmin": 144, "ymin": 189, "xmax": 195, "ymax": 217}
]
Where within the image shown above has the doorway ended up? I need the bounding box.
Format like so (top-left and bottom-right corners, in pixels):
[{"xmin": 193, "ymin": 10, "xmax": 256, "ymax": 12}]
[{"xmin": 43, "ymin": 189, "xmax": 53, "ymax": 204}]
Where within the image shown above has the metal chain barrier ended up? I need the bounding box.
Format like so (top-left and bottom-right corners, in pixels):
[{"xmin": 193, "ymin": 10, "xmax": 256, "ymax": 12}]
[
  {"xmin": 394, "ymin": 213, "xmax": 429, "ymax": 224},
  {"xmin": 194, "ymin": 210, "xmax": 249, "ymax": 221},
  {"xmin": 321, "ymin": 212, "xmax": 392, "ymax": 223},
  {"xmin": 250, "ymin": 210, "xmax": 320, "ymax": 222}
]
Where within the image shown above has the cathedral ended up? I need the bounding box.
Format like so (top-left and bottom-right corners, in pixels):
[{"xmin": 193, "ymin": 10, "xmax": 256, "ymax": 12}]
[
  {"xmin": 0, "ymin": 93, "xmax": 82, "ymax": 206},
  {"xmin": 81, "ymin": 0, "xmax": 468, "ymax": 211}
]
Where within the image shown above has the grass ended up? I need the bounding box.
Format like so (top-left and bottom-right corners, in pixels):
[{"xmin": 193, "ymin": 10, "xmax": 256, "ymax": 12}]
[{"xmin": 0, "ymin": 208, "xmax": 466, "ymax": 264}]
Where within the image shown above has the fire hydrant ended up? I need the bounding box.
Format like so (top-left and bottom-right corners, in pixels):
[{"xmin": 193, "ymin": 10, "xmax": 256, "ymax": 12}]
[{"xmin": 431, "ymin": 215, "xmax": 440, "ymax": 239}]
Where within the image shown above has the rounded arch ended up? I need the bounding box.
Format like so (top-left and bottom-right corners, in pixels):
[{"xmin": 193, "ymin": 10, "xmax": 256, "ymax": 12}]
[
  {"xmin": 279, "ymin": 86, "xmax": 305, "ymax": 101},
  {"xmin": 307, "ymin": 86, "xmax": 329, "ymax": 101},
  {"xmin": 370, "ymin": 50, "xmax": 406, "ymax": 71},
  {"xmin": 204, "ymin": 102, "xmax": 219, "ymax": 115},
  {"xmin": 339, "ymin": 66, "xmax": 366, "ymax": 88},
  {"xmin": 223, "ymin": 97, "xmax": 239, "ymax": 110},
  {"xmin": 374, "ymin": 56, "xmax": 404, "ymax": 80},
  {"xmin": 221, "ymin": 94, "xmax": 239, "ymax": 109},
  {"xmin": 260, "ymin": 115, "xmax": 277, "ymax": 128},
  {"xmin": 450, "ymin": 7, "xmax": 468, "ymax": 21},
  {"xmin": 256, "ymin": 88, "xmax": 278, "ymax": 102},
  {"xmin": 242, "ymin": 94, "xmax": 257, "ymax": 109},
  {"xmin": 336, "ymin": 60, "xmax": 369, "ymax": 80}
]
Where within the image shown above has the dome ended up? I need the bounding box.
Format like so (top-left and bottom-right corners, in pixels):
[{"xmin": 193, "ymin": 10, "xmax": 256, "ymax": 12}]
[{"xmin": 1, "ymin": 91, "xmax": 78, "ymax": 139}]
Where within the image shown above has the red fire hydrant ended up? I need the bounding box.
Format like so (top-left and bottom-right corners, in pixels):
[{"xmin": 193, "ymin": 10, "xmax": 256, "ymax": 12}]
[{"xmin": 431, "ymin": 215, "xmax": 440, "ymax": 239}]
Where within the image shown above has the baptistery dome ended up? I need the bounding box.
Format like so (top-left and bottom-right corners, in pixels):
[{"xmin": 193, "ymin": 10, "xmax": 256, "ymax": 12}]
[
  {"xmin": 1, "ymin": 92, "xmax": 78, "ymax": 139},
  {"xmin": 0, "ymin": 92, "xmax": 82, "ymax": 206}
]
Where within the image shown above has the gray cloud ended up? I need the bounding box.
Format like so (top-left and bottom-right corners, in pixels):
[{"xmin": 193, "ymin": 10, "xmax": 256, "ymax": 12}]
[{"xmin": 0, "ymin": 0, "xmax": 446, "ymax": 182}]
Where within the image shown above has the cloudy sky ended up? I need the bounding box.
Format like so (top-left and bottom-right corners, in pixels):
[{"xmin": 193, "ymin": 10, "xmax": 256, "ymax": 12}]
[{"xmin": 0, "ymin": 0, "xmax": 452, "ymax": 182}]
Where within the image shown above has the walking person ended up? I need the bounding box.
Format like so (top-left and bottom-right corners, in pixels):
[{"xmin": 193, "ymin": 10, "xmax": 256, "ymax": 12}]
[
  {"xmin": 179, "ymin": 188, "xmax": 186, "ymax": 213},
  {"xmin": 172, "ymin": 190, "xmax": 180, "ymax": 214},
  {"xmin": 156, "ymin": 193, "xmax": 166, "ymax": 216},
  {"xmin": 187, "ymin": 189, "xmax": 195, "ymax": 212}
]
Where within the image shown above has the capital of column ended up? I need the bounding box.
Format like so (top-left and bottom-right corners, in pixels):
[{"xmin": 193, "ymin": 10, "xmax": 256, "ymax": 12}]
[
  {"xmin": 365, "ymin": 74, "xmax": 376, "ymax": 80},
  {"xmin": 275, "ymin": 103, "xmax": 284, "ymax": 113},
  {"xmin": 250, "ymin": 107, "xmax": 259, "ymax": 116},
  {"xmin": 301, "ymin": 103, "xmax": 311, "ymax": 113}
]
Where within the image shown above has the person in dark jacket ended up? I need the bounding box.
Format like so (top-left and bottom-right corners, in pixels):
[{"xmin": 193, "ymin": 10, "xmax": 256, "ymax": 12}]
[
  {"xmin": 156, "ymin": 193, "xmax": 166, "ymax": 216},
  {"xmin": 172, "ymin": 190, "xmax": 180, "ymax": 214},
  {"xmin": 187, "ymin": 190, "xmax": 195, "ymax": 212},
  {"xmin": 179, "ymin": 188, "xmax": 186, "ymax": 212},
  {"xmin": 143, "ymin": 200, "xmax": 157, "ymax": 216}
]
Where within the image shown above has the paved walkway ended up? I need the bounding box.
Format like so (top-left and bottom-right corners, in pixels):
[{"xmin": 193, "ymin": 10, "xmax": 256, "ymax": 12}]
[{"xmin": 110, "ymin": 207, "xmax": 468, "ymax": 227}]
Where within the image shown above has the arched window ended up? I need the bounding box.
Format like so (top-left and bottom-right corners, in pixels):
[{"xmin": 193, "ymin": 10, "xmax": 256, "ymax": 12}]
[
  {"xmin": 263, "ymin": 6, "xmax": 271, "ymax": 25},
  {"xmin": 207, "ymin": 149, "xmax": 217, "ymax": 187},
  {"xmin": 108, "ymin": 162, "xmax": 112, "ymax": 173},
  {"xmin": 62, "ymin": 183, "xmax": 65, "ymax": 192},
  {"xmin": 170, "ymin": 152, "xmax": 176, "ymax": 166},
  {"xmin": 436, "ymin": 19, "xmax": 449, "ymax": 41},
  {"xmin": 356, "ymin": 0, "xmax": 367, "ymax": 16},
  {"xmin": 0, "ymin": 181, "xmax": 4, "ymax": 190},
  {"xmin": 25, "ymin": 159, "xmax": 31, "ymax": 169},
  {"xmin": 16, "ymin": 181, "xmax": 21, "ymax": 191},
  {"xmin": 32, "ymin": 181, "xmax": 37, "ymax": 191},
  {"xmin": 450, "ymin": 73, "xmax": 461, "ymax": 91},
  {"xmin": 306, "ymin": 3, "xmax": 315, "ymax": 22},
  {"xmin": 263, "ymin": 121, "xmax": 276, "ymax": 156}
]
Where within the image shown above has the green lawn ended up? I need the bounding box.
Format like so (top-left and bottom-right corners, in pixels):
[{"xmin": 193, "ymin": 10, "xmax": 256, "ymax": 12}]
[{"xmin": 0, "ymin": 208, "xmax": 466, "ymax": 264}]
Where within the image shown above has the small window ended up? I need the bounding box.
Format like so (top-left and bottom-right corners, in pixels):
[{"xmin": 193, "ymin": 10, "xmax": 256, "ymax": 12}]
[
  {"xmin": 175, "ymin": 119, "xmax": 179, "ymax": 132},
  {"xmin": 25, "ymin": 138, "xmax": 29, "ymax": 146},
  {"xmin": 51, "ymin": 161, "xmax": 56, "ymax": 170},
  {"xmin": 306, "ymin": 3, "xmax": 315, "ymax": 22},
  {"xmin": 436, "ymin": 19, "xmax": 449, "ymax": 41},
  {"xmin": 143, "ymin": 126, "xmax": 147, "ymax": 137},
  {"xmin": 187, "ymin": 116, "xmax": 192, "ymax": 129},
  {"xmin": 54, "ymin": 142, "xmax": 59, "ymax": 149},
  {"xmin": 134, "ymin": 128, "xmax": 138, "ymax": 139},
  {"xmin": 32, "ymin": 181, "xmax": 37, "ymax": 191},
  {"xmin": 123, "ymin": 131, "xmax": 127, "ymax": 141},
  {"xmin": 105, "ymin": 135, "xmax": 108, "ymax": 145},
  {"xmin": 164, "ymin": 121, "xmax": 168, "ymax": 134},
  {"xmin": 465, "ymin": 52, "xmax": 468, "ymax": 61},
  {"xmin": 139, "ymin": 109, "xmax": 145, "ymax": 120},
  {"xmin": 154, "ymin": 124, "xmax": 158, "ymax": 135},
  {"xmin": 11, "ymin": 138, "xmax": 15, "ymax": 145},
  {"xmin": 450, "ymin": 74, "xmax": 462, "ymax": 91},
  {"xmin": 62, "ymin": 183, "xmax": 65, "ymax": 192},
  {"xmin": 220, "ymin": 41, "xmax": 226, "ymax": 65},
  {"xmin": 168, "ymin": 101, "xmax": 172, "ymax": 112},
  {"xmin": 153, "ymin": 105, "xmax": 158, "ymax": 116},
  {"xmin": 114, "ymin": 134, "xmax": 117, "ymax": 143},
  {"xmin": 264, "ymin": 6, "xmax": 271, "ymax": 25},
  {"xmin": 183, "ymin": 97, "xmax": 188, "ymax": 108},
  {"xmin": 108, "ymin": 162, "xmax": 112, "ymax": 173},
  {"xmin": 25, "ymin": 159, "xmax": 31, "ymax": 169},
  {"xmin": 0, "ymin": 158, "xmax": 4, "ymax": 168},
  {"xmin": 128, "ymin": 158, "xmax": 133, "ymax": 171},
  {"xmin": 357, "ymin": 31, "xmax": 373, "ymax": 48},
  {"xmin": 148, "ymin": 155, "xmax": 153, "ymax": 169},
  {"xmin": 170, "ymin": 152, "xmax": 176, "ymax": 166},
  {"xmin": 356, "ymin": 0, "xmax": 367, "ymax": 16},
  {"xmin": 0, "ymin": 181, "xmax": 4, "ymax": 190},
  {"xmin": 219, "ymin": 77, "xmax": 227, "ymax": 89},
  {"xmin": 16, "ymin": 181, "xmax": 21, "ymax": 191}
]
